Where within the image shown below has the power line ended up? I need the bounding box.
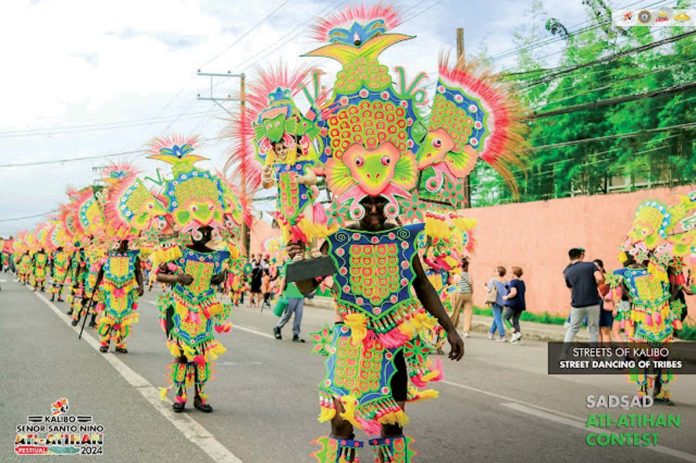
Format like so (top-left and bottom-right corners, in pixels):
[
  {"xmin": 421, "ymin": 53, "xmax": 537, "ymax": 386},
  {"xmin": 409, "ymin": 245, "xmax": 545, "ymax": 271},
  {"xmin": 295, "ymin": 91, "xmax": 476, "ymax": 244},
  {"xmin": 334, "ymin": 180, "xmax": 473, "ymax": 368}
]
[
  {"xmin": 0, "ymin": 109, "xmax": 225, "ymax": 138},
  {"xmin": 519, "ymin": 29, "xmax": 696, "ymax": 89},
  {"xmin": 233, "ymin": 0, "xmax": 347, "ymax": 72},
  {"xmin": 532, "ymin": 55, "xmax": 696, "ymax": 109},
  {"xmin": 198, "ymin": 0, "xmax": 290, "ymax": 70},
  {"xmin": 0, "ymin": 210, "xmax": 58, "ymax": 223},
  {"xmin": 528, "ymin": 121, "xmax": 696, "ymax": 151},
  {"xmin": 0, "ymin": 136, "xmax": 227, "ymax": 168},
  {"xmin": 525, "ymin": 81, "xmax": 696, "ymax": 120}
]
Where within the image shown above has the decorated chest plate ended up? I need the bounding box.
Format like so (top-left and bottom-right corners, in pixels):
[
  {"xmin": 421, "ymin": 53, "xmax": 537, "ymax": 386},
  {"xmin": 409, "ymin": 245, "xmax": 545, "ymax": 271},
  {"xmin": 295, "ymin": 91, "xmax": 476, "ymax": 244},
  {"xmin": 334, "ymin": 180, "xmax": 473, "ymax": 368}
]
[{"xmin": 328, "ymin": 223, "xmax": 424, "ymax": 316}]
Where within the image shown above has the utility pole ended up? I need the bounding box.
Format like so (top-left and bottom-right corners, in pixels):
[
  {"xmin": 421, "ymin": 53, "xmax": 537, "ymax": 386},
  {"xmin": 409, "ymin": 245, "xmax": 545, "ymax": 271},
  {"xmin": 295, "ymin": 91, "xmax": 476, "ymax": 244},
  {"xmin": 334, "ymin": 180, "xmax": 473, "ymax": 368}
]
[
  {"xmin": 456, "ymin": 27, "xmax": 471, "ymax": 208},
  {"xmin": 196, "ymin": 70, "xmax": 250, "ymax": 256}
]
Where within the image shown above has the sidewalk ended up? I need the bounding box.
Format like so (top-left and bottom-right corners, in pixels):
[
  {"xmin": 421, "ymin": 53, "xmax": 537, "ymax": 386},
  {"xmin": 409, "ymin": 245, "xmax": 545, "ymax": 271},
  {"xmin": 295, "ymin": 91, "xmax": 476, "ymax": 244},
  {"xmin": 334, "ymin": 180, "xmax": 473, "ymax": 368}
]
[{"xmin": 303, "ymin": 296, "xmax": 589, "ymax": 342}]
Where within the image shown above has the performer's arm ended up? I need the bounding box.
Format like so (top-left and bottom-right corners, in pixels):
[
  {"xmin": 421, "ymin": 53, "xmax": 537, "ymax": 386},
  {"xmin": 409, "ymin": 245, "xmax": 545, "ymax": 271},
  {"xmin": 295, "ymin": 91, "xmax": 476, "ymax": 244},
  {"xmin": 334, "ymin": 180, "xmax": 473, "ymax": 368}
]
[
  {"xmin": 412, "ymin": 254, "xmax": 464, "ymax": 361},
  {"xmin": 134, "ymin": 257, "xmax": 144, "ymax": 296},
  {"xmin": 211, "ymin": 270, "xmax": 226, "ymax": 286},
  {"xmin": 156, "ymin": 264, "xmax": 193, "ymax": 285},
  {"xmin": 93, "ymin": 268, "xmax": 104, "ymax": 294}
]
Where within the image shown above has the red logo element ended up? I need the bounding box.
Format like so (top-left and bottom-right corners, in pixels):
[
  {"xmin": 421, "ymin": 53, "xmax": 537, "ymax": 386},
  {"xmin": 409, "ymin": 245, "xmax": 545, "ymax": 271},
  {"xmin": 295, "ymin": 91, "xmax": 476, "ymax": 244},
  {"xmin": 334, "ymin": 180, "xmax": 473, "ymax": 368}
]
[
  {"xmin": 51, "ymin": 398, "xmax": 69, "ymax": 416},
  {"xmin": 15, "ymin": 446, "xmax": 49, "ymax": 455}
]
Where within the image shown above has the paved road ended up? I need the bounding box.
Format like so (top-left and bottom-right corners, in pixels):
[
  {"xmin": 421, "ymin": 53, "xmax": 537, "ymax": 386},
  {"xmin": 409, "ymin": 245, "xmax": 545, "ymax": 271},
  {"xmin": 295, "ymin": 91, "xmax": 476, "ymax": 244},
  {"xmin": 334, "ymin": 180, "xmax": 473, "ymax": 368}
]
[{"xmin": 1, "ymin": 275, "xmax": 696, "ymax": 463}]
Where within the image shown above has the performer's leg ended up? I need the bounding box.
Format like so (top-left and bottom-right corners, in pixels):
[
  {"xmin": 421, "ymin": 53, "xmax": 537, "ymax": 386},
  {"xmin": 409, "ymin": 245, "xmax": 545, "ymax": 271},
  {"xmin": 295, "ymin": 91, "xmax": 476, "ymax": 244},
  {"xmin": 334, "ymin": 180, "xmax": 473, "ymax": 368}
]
[
  {"xmin": 369, "ymin": 434, "xmax": 414, "ymax": 463},
  {"xmin": 56, "ymin": 282, "xmax": 64, "ymax": 301},
  {"xmin": 193, "ymin": 361, "xmax": 213, "ymax": 412},
  {"xmin": 115, "ymin": 324, "xmax": 130, "ymax": 353},
  {"xmin": 171, "ymin": 357, "xmax": 188, "ymax": 412},
  {"xmin": 97, "ymin": 315, "xmax": 112, "ymax": 352},
  {"xmin": 71, "ymin": 296, "xmax": 84, "ymax": 326},
  {"xmin": 653, "ymin": 369, "xmax": 674, "ymax": 405}
]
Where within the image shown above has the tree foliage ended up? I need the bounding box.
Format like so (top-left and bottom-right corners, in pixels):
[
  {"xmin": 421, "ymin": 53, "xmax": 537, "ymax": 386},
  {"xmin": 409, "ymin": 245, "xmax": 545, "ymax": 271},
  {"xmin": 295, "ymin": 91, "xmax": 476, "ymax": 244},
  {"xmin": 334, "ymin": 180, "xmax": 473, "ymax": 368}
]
[{"xmin": 470, "ymin": 0, "xmax": 696, "ymax": 207}]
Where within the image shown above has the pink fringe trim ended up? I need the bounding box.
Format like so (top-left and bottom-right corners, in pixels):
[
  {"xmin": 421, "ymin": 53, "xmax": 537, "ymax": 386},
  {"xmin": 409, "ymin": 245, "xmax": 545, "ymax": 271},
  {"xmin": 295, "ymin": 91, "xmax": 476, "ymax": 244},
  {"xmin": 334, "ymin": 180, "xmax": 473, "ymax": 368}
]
[
  {"xmin": 355, "ymin": 417, "xmax": 382, "ymax": 437},
  {"xmin": 377, "ymin": 329, "xmax": 410, "ymax": 348}
]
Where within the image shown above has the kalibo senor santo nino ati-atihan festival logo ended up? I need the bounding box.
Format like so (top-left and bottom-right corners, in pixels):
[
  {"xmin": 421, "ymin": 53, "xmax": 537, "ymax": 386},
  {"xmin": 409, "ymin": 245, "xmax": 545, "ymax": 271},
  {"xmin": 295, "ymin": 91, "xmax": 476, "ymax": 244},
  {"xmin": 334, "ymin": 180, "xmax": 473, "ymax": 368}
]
[{"xmin": 14, "ymin": 398, "xmax": 104, "ymax": 456}]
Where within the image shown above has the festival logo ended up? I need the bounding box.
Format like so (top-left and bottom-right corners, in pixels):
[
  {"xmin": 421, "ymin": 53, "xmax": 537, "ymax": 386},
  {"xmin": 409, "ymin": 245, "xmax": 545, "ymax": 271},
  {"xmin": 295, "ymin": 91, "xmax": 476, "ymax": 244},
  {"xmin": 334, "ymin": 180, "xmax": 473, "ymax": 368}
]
[{"xmin": 15, "ymin": 398, "xmax": 104, "ymax": 456}]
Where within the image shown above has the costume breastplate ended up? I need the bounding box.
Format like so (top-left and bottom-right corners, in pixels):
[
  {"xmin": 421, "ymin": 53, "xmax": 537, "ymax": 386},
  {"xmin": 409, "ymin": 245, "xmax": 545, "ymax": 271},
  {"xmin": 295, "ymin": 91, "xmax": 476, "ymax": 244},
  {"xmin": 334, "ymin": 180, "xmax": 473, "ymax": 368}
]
[{"xmin": 328, "ymin": 223, "xmax": 424, "ymax": 318}]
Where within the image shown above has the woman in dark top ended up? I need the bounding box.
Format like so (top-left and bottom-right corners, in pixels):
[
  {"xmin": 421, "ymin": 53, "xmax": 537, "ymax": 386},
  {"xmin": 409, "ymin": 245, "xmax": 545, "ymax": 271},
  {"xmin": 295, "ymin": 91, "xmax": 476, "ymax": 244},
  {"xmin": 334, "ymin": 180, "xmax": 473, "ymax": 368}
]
[{"xmin": 503, "ymin": 266, "xmax": 526, "ymax": 344}]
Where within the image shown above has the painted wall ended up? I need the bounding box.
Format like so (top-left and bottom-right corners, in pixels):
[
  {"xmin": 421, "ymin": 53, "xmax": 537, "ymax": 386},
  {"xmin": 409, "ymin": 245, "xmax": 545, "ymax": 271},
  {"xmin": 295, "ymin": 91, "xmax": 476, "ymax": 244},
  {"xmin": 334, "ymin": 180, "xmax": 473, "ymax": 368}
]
[{"xmin": 463, "ymin": 185, "xmax": 696, "ymax": 317}]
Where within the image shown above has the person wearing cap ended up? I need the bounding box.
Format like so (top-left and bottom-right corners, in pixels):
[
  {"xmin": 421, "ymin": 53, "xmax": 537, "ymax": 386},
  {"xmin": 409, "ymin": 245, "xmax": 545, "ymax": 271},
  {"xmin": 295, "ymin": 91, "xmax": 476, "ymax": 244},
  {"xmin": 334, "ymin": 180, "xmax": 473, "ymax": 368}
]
[{"xmin": 563, "ymin": 247, "xmax": 604, "ymax": 342}]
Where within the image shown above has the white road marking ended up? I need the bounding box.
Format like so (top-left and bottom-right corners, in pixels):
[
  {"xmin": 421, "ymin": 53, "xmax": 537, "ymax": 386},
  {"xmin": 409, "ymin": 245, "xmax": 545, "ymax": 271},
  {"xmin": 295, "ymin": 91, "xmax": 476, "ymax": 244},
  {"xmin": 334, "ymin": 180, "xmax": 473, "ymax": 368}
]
[
  {"xmin": 441, "ymin": 379, "xmax": 585, "ymax": 421},
  {"xmin": 35, "ymin": 292, "xmax": 243, "ymax": 463},
  {"xmin": 234, "ymin": 324, "xmax": 276, "ymax": 340},
  {"xmin": 502, "ymin": 402, "xmax": 696, "ymax": 462},
  {"xmin": 216, "ymin": 361, "xmax": 263, "ymax": 366}
]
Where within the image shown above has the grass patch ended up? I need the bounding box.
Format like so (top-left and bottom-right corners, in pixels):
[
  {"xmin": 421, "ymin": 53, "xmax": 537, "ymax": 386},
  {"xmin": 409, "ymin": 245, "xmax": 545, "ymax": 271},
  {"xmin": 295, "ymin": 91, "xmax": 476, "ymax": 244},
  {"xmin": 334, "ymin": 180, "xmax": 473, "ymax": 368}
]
[{"xmin": 473, "ymin": 306, "xmax": 567, "ymax": 325}]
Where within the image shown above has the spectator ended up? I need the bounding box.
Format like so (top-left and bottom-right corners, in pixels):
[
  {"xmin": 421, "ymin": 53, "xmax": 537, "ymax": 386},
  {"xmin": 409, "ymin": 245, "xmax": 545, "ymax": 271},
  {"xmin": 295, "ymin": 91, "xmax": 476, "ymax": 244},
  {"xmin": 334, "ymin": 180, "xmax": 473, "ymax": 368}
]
[
  {"xmin": 563, "ymin": 247, "xmax": 604, "ymax": 343},
  {"xmin": 450, "ymin": 258, "xmax": 473, "ymax": 338},
  {"xmin": 486, "ymin": 266, "xmax": 509, "ymax": 342},
  {"xmin": 503, "ymin": 266, "xmax": 526, "ymax": 344},
  {"xmin": 594, "ymin": 259, "xmax": 614, "ymax": 344},
  {"xmin": 250, "ymin": 259, "xmax": 263, "ymax": 307},
  {"xmin": 261, "ymin": 268, "xmax": 273, "ymax": 310},
  {"xmin": 273, "ymin": 276, "xmax": 306, "ymax": 343}
]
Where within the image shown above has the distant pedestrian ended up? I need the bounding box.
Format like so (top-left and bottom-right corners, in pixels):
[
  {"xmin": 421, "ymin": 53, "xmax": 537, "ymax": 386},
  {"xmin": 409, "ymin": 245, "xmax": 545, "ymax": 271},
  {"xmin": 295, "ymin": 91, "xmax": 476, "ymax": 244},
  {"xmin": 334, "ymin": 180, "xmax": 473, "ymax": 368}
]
[
  {"xmin": 250, "ymin": 258, "xmax": 263, "ymax": 307},
  {"xmin": 450, "ymin": 258, "xmax": 473, "ymax": 338},
  {"xmin": 503, "ymin": 266, "xmax": 526, "ymax": 344},
  {"xmin": 273, "ymin": 277, "xmax": 306, "ymax": 343},
  {"xmin": 594, "ymin": 259, "xmax": 614, "ymax": 344},
  {"xmin": 486, "ymin": 266, "xmax": 509, "ymax": 342},
  {"xmin": 563, "ymin": 247, "xmax": 604, "ymax": 343}
]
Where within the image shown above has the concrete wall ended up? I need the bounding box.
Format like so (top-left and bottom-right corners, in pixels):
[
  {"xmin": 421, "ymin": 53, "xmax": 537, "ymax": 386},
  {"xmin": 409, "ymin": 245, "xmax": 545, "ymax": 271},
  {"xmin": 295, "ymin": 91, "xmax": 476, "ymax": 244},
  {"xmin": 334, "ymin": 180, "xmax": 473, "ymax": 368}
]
[{"xmin": 463, "ymin": 185, "xmax": 696, "ymax": 317}]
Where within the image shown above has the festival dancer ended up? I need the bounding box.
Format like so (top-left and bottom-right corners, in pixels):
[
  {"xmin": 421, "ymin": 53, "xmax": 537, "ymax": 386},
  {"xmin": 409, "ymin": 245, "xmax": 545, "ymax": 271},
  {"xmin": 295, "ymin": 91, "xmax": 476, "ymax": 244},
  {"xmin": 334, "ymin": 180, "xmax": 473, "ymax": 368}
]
[
  {"xmin": 17, "ymin": 250, "xmax": 31, "ymax": 285},
  {"xmin": 148, "ymin": 137, "xmax": 241, "ymax": 413},
  {"xmin": 32, "ymin": 247, "xmax": 49, "ymax": 292},
  {"xmin": 92, "ymin": 163, "xmax": 164, "ymax": 353},
  {"xmin": 67, "ymin": 245, "xmax": 86, "ymax": 317},
  {"xmin": 611, "ymin": 195, "xmax": 695, "ymax": 404},
  {"xmin": 245, "ymin": 5, "xmax": 526, "ymax": 461},
  {"xmin": 49, "ymin": 246, "xmax": 70, "ymax": 302},
  {"xmin": 94, "ymin": 239, "xmax": 144, "ymax": 353},
  {"xmin": 290, "ymin": 196, "xmax": 464, "ymax": 462}
]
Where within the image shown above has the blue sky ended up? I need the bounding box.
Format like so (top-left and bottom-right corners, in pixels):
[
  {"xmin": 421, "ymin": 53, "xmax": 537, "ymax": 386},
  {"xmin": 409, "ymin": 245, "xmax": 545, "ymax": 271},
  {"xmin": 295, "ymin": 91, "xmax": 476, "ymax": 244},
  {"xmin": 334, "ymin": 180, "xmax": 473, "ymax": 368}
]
[{"xmin": 0, "ymin": 0, "xmax": 667, "ymax": 235}]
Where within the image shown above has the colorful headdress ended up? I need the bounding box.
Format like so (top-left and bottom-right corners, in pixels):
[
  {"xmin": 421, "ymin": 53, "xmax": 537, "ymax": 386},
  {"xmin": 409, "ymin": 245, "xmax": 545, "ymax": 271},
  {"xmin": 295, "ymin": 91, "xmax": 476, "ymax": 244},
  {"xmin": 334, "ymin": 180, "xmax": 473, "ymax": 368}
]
[
  {"xmin": 102, "ymin": 162, "xmax": 168, "ymax": 240},
  {"xmin": 227, "ymin": 65, "xmax": 320, "ymax": 195},
  {"xmin": 69, "ymin": 186, "xmax": 106, "ymax": 240},
  {"xmin": 417, "ymin": 57, "xmax": 527, "ymax": 206},
  {"xmin": 48, "ymin": 219, "xmax": 68, "ymax": 251},
  {"xmin": 149, "ymin": 136, "xmax": 240, "ymax": 242},
  {"xmin": 621, "ymin": 194, "xmax": 696, "ymax": 267},
  {"xmin": 305, "ymin": 4, "xmax": 526, "ymax": 226}
]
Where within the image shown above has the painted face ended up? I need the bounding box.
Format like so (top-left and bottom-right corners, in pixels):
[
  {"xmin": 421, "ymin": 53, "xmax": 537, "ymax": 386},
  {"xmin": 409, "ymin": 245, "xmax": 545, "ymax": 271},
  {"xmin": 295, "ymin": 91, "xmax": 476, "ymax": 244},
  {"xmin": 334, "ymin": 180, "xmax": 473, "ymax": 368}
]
[
  {"xmin": 273, "ymin": 142, "xmax": 290, "ymax": 162},
  {"xmin": 343, "ymin": 142, "xmax": 399, "ymax": 196},
  {"xmin": 417, "ymin": 128, "xmax": 454, "ymax": 169}
]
